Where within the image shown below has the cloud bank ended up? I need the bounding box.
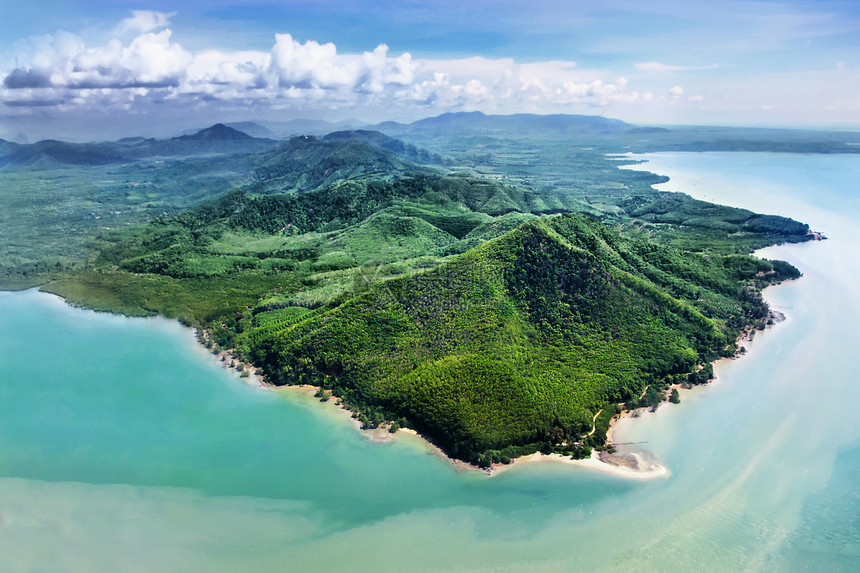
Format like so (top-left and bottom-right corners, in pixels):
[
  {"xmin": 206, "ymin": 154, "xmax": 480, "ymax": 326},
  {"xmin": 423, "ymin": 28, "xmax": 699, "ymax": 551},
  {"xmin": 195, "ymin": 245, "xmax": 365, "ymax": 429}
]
[{"xmin": 1, "ymin": 11, "xmax": 670, "ymax": 121}]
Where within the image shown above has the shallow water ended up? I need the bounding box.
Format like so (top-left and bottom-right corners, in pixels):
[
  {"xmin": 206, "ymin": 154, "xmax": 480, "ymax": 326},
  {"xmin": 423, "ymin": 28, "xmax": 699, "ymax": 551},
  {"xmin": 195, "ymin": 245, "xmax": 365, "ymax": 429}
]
[{"xmin": 2, "ymin": 152, "xmax": 859, "ymax": 571}]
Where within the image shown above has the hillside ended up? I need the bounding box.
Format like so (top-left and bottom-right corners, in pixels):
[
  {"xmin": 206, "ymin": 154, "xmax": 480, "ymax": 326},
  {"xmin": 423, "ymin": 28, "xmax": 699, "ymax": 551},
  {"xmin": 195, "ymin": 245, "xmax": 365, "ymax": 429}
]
[
  {"xmin": 244, "ymin": 135, "xmax": 437, "ymax": 194},
  {"xmin": 78, "ymin": 167, "xmax": 810, "ymax": 301},
  {"xmin": 238, "ymin": 214, "xmax": 796, "ymax": 464},
  {"xmin": 0, "ymin": 128, "xmax": 447, "ymax": 287},
  {"xmin": 322, "ymin": 130, "xmax": 448, "ymax": 165}
]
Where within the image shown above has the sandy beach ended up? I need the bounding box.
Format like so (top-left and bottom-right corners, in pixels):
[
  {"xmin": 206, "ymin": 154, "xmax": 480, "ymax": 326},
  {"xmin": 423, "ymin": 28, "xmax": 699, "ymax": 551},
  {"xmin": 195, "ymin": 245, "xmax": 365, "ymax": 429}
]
[{"xmin": 492, "ymin": 450, "xmax": 670, "ymax": 480}]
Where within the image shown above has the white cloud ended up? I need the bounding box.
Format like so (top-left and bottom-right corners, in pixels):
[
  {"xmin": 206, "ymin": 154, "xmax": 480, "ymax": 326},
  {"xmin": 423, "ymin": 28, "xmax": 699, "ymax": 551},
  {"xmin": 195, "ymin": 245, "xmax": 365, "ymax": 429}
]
[
  {"xmin": 412, "ymin": 56, "xmax": 635, "ymax": 111},
  {"xmin": 115, "ymin": 10, "xmax": 175, "ymax": 36},
  {"xmin": 0, "ymin": 11, "xmax": 718, "ymax": 122},
  {"xmin": 270, "ymin": 33, "xmax": 347, "ymax": 90},
  {"xmin": 27, "ymin": 31, "xmax": 86, "ymax": 73},
  {"xmin": 67, "ymin": 30, "xmax": 191, "ymax": 89}
]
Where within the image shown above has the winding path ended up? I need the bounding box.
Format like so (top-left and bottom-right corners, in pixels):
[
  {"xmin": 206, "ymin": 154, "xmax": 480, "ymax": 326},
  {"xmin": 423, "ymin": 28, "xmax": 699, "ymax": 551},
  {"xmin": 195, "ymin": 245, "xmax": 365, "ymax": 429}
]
[{"xmin": 587, "ymin": 408, "xmax": 604, "ymax": 436}]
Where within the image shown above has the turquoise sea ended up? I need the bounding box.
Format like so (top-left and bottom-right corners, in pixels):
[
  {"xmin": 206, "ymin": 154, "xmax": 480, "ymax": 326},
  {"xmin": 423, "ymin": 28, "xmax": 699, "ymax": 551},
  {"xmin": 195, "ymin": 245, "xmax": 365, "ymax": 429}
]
[{"xmin": 2, "ymin": 152, "xmax": 859, "ymax": 571}]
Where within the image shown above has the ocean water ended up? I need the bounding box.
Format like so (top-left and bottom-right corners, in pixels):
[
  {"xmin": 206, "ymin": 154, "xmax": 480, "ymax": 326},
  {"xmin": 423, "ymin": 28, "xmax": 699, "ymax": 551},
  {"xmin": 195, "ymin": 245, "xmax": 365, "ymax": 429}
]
[{"xmin": 1, "ymin": 152, "xmax": 859, "ymax": 571}]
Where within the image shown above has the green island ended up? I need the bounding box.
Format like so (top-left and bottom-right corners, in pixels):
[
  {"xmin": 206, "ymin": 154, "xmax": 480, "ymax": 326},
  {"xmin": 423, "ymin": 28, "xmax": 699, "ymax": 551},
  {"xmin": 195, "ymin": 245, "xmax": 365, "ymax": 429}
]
[{"xmin": 2, "ymin": 113, "xmax": 835, "ymax": 468}]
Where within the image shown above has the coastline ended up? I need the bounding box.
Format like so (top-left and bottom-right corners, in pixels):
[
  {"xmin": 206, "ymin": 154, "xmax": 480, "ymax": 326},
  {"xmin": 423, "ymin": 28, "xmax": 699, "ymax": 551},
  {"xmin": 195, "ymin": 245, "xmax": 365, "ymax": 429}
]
[
  {"xmin": 169, "ymin": 286, "xmax": 793, "ymax": 481},
  {"xmin": 492, "ymin": 279, "xmax": 793, "ymax": 479},
  {"xmin": 20, "ymin": 275, "xmax": 792, "ymax": 482},
  {"xmin": 192, "ymin": 327, "xmax": 674, "ymax": 479},
  {"xmin": 192, "ymin": 327, "xmax": 675, "ymax": 479},
  {"xmin": 491, "ymin": 449, "xmax": 671, "ymax": 480}
]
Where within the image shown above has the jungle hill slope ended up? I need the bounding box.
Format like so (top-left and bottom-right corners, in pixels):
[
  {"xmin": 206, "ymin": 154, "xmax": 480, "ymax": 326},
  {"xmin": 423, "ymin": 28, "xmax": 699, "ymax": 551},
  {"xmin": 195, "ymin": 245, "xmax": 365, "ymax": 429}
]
[{"xmin": 244, "ymin": 213, "xmax": 799, "ymax": 466}]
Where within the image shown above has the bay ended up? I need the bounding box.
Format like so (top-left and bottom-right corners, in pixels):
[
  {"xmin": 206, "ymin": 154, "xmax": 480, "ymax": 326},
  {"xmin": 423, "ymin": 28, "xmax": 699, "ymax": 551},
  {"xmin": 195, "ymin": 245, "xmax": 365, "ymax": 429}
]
[{"xmin": 2, "ymin": 152, "xmax": 859, "ymax": 571}]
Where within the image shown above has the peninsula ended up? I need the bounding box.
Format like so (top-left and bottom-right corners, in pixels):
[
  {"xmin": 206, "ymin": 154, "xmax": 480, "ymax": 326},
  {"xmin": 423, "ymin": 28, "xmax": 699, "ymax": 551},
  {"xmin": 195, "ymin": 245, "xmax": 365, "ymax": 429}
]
[{"xmin": 1, "ymin": 114, "xmax": 826, "ymax": 468}]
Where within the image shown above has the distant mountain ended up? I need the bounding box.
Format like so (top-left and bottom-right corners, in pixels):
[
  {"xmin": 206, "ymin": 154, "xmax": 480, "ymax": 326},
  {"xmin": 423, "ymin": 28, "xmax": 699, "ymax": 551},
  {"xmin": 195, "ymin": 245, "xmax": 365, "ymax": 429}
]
[
  {"xmin": 0, "ymin": 138, "xmax": 19, "ymax": 157},
  {"xmin": 369, "ymin": 112, "xmax": 860, "ymax": 154},
  {"xmin": 217, "ymin": 118, "xmax": 367, "ymax": 139},
  {"xmin": 0, "ymin": 124, "xmax": 281, "ymax": 167},
  {"xmin": 224, "ymin": 122, "xmax": 279, "ymax": 139},
  {"xmin": 322, "ymin": 130, "xmax": 448, "ymax": 165},
  {"xmin": 115, "ymin": 136, "xmax": 152, "ymax": 146},
  {"xmin": 369, "ymin": 111, "xmax": 631, "ymax": 137},
  {"xmin": 267, "ymin": 118, "xmax": 366, "ymax": 136},
  {"xmin": 119, "ymin": 124, "xmax": 279, "ymax": 159},
  {"xmin": 0, "ymin": 139, "xmax": 127, "ymax": 167},
  {"xmin": 626, "ymin": 127, "xmax": 671, "ymax": 134},
  {"xmin": 175, "ymin": 123, "xmax": 253, "ymax": 141}
]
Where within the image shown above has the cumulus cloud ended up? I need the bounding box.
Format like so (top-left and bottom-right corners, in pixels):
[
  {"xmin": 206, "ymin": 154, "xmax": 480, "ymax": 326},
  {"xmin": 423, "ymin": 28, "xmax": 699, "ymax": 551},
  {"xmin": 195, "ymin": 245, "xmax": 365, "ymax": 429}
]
[
  {"xmin": 3, "ymin": 68, "xmax": 52, "ymax": 89},
  {"xmin": 185, "ymin": 49, "xmax": 270, "ymax": 90},
  {"xmin": 413, "ymin": 57, "xmax": 634, "ymax": 111},
  {"xmin": 266, "ymin": 34, "xmax": 416, "ymax": 97},
  {"xmin": 115, "ymin": 10, "xmax": 175, "ymax": 35},
  {"xmin": 1, "ymin": 10, "xmax": 684, "ymax": 118},
  {"xmin": 65, "ymin": 30, "xmax": 192, "ymax": 89}
]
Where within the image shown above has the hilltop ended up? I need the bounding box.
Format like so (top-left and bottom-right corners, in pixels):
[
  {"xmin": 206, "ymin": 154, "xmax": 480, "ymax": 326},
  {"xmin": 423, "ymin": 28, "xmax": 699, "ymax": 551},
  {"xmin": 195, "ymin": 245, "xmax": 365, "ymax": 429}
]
[{"xmin": 174, "ymin": 123, "xmax": 254, "ymax": 141}]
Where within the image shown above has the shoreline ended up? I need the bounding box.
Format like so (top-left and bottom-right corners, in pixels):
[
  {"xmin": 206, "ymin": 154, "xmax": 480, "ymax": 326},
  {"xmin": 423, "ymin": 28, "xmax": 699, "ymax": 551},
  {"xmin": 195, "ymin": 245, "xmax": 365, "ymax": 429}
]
[
  {"xmin": 186, "ymin": 331, "xmax": 672, "ymax": 479},
  {"xmin": 194, "ymin": 326, "xmax": 675, "ymax": 479},
  {"xmin": 20, "ymin": 250, "xmax": 797, "ymax": 482},
  {"xmin": 491, "ymin": 450, "xmax": 670, "ymax": 480},
  {"xmin": 51, "ymin": 287, "xmax": 782, "ymax": 482},
  {"xmin": 492, "ymin": 279, "xmax": 793, "ymax": 479}
]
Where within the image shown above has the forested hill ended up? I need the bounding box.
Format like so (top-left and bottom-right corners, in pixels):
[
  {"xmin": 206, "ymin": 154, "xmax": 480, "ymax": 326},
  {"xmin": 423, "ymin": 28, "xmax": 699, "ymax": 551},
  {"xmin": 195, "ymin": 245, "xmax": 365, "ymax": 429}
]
[
  {"xmin": 243, "ymin": 135, "xmax": 438, "ymax": 194},
  {"xmin": 243, "ymin": 214, "xmax": 798, "ymax": 465},
  {"xmin": 0, "ymin": 126, "xmax": 450, "ymax": 288},
  {"xmin": 322, "ymin": 130, "xmax": 448, "ymax": 165}
]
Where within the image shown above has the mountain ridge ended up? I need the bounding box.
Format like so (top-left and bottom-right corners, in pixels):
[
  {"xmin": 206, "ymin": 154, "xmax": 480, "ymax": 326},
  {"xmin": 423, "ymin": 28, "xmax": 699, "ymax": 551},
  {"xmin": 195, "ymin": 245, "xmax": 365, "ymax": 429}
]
[{"xmin": 369, "ymin": 111, "xmax": 632, "ymax": 137}]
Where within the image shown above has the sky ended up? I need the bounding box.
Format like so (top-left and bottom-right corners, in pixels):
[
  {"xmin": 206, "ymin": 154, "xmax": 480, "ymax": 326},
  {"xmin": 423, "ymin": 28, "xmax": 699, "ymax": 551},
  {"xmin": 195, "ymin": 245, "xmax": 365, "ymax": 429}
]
[{"xmin": 1, "ymin": 0, "xmax": 859, "ymax": 140}]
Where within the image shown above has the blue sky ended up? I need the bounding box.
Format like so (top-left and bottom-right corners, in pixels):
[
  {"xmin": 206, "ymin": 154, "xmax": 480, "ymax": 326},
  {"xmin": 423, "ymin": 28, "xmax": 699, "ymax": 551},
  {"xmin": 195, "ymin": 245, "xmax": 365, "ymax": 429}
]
[{"xmin": 2, "ymin": 0, "xmax": 859, "ymax": 139}]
